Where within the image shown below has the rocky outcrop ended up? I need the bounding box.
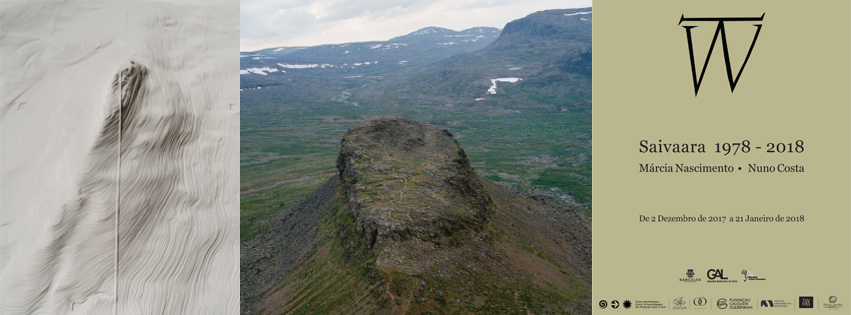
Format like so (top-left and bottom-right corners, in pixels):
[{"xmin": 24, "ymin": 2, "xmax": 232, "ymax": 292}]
[
  {"xmin": 241, "ymin": 117, "xmax": 592, "ymax": 314},
  {"xmin": 336, "ymin": 117, "xmax": 493, "ymax": 251}
]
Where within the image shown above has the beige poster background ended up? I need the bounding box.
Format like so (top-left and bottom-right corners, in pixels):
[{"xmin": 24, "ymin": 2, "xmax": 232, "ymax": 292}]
[{"xmin": 594, "ymin": 0, "xmax": 850, "ymax": 312}]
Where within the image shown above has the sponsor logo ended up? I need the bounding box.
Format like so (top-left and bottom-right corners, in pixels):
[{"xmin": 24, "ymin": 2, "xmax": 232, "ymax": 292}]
[
  {"xmin": 728, "ymin": 298, "xmax": 753, "ymax": 309},
  {"xmin": 678, "ymin": 14, "xmax": 765, "ymax": 96},
  {"xmin": 612, "ymin": 300, "xmax": 620, "ymax": 309},
  {"xmin": 799, "ymin": 296, "xmax": 814, "ymax": 309},
  {"xmin": 694, "ymin": 297, "xmax": 707, "ymax": 307},
  {"xmin": 823, "ymin": 296, "xmax": 844, "ymax": 310},
  {"xmin": 680, "ymin": 269, "xmax": 702, "ymax": 283},
  {"xmin": 707, "ymin": 269, "xmax": 728, "ymax": 279},
  {"xmin": 741, "ymin": 269, "xmax": 766, "ymax": 281},
  {"xmin": 761, "ymin": 299, "xmax": 793, "ymax": 308},
  {"xmin": 717, "ymin": 298, "xmax": 728, "ymax": 309},
  {"xmin": 624, "ymin": 300, "xmax": 632, "ymax": 309},
  {"xmin": 707, "ymin": 269, "xmax": 737, "ymax": 283},
  {"xmin": 633, "ymin": 300, "xmax": 668, "ymax": 309},
  {"xmin": 599, "ymin": 300, "xmax": 608, "ymax": 309}
]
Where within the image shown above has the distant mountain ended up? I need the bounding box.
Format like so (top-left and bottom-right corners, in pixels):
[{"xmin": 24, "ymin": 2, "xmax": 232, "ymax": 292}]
[
  {"xmin": 491, "ymin": 8, "xmax": 591, "ymax": 51},
  {"xmin": 362, "ymin": 8, "xmax": 592, "ymax": 110},
  {"xmin": 240, "ymin": 8, "xmax": 592, "ymax": 113},
  {"xmin": 239, "ymin": 27, "xmax": 500, "ymax": 83}
]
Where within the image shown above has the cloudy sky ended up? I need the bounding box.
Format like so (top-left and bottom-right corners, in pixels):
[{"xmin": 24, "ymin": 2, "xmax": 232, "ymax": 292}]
[{"xmin": 241, "ymin": 0, "xmax": 591, "ymax": 52}]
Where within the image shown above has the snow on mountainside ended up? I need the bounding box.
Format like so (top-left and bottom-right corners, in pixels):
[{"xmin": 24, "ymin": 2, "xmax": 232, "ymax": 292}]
[
  {"xmin": 351, "ymin": 7, "xmax": 592, "ymax": 106},
  {"xmin": 238, "ymin": 26, "xmax": 500, "ymax": 81},
  {"xmin": 564, "ymin": 11, "xmax": 592, "ymax": 16},
  {"xmin": 238, "ymin": 7, "xmax": 591, "ymax": 110}
]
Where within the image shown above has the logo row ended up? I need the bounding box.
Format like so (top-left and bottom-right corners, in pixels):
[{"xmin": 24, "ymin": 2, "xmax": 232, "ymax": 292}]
[
  {"xmin": 680, "ymin": 269, "xmax": 765, "ymax": 283},
  {"xmin": 598, "ymin": 296, "xmax": 843, "ymax": 310}
]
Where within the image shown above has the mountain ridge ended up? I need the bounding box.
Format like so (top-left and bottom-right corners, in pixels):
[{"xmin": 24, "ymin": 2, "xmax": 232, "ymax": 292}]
[
  {"xmin": 239, "ymin": 26, "xmax": 501, "ymax": 73},
  {"xmin": 242, "ymin": 26, "xmax": 501, "ymax": 55},
  {"xmin": 360, "ymin": 7, "xmax": 592, "ymax": 107}
]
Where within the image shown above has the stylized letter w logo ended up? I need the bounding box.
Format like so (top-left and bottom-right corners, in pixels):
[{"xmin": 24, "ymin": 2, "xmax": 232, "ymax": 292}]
[{"xmin": 679, "ymin": 14, "xmax": 764, "ymax": 96}]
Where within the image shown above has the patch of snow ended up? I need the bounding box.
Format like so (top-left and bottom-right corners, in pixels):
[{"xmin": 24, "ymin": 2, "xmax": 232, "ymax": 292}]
[
  {"xmin": 273, "ymin": 47, "xmax": 285, "ymax": 52},
  {"xmin": 277, "ymin": 63, "xmax": 334, "ymax": 69},
  {"xmin": 487, "ymin": 77, "xmax": 523, "ymax": 94},
  {"xmin": 370, "ymin": 44, "xmax": 382, "ymax": 49},
  {"xmin": 414, "ymin": 28, "xmax": 437, "ymax": 35},
  {"xmin": 381, "ymin": 43, "xmax": 407, "ymax": 50},
  {"xmin": 244, "ymin": 67, "xmax": 279, "ymax": 75},
  {"xmin": 399, "ymin": 61, "xmax": 408, "ymax": 64},
  {"xmin": 564, "ymin": 11, "xmax": 592, "ymax": 17},
  {"xmin": 581, "ymin": 18, "xmax": 588, "ymax": 21},
  {"xmin": 496, "ymin": 77, "xmax": 522, "ymax": 83},
  {"xmin": 438, "ymin": 42, "xmax": 456, "ymax": 46},
  {"xmin": 475, "ymin": 98, "xmax": 485, "ymax": 101},
  {"xmin": 240, "ymin": 70, "xmax": 250, "ymax": 75},
  {"xmin": 509, "ymin": 67, "xmax": 522, "ymax": 71},
  {"xmin": 344, "ymin": 50, "xmax": 350, "ymax": 54}
]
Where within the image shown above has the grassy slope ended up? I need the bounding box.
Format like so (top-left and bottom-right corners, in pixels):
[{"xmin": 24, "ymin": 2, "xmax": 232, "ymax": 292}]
[{"xmin": 256, "ymin": 181, "xmax": 589, "ymax": 314}]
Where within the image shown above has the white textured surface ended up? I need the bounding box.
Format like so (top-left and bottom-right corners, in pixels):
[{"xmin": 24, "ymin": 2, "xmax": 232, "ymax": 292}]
[
  {"xmin": 243, "ymin": 67, "xmax": 280, "ymax": 75},
  {"xmin": 564, "ymin": 11, "xmax": 592, "ymax": 17},
  {"xmin": 487, "ymin": 77, "xmax": 523, "ymax": 94},
  {"xmin": 1, "ymin": 1, "xmax": 239, "ymax": 314},
  {"xmin": 276, "ymin": 63, "xmax": 333, "ymax": 69}
]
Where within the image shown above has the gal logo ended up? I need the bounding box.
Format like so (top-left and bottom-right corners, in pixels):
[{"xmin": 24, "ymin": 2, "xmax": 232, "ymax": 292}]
[{"xmin": 707, "ymin": 269, "xmax": 728, "ymax": 279}]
